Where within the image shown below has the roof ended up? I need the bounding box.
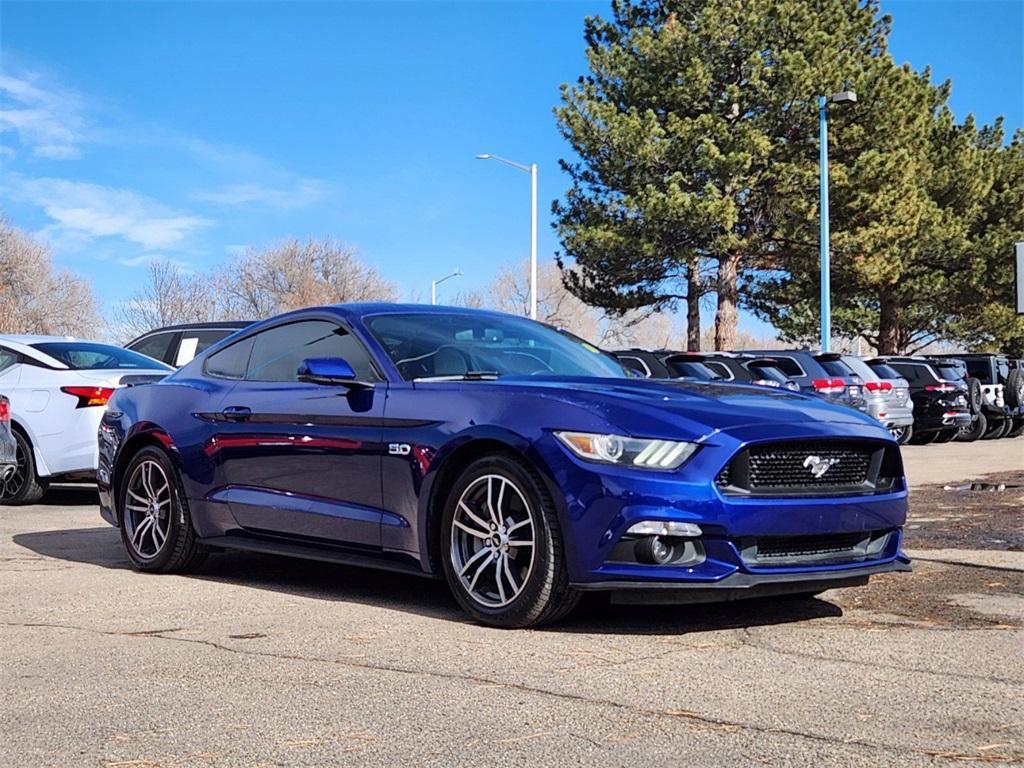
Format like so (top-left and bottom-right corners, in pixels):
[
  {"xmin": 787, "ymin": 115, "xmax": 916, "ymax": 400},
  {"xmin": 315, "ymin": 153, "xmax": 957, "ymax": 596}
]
[{"xmin": 135, "ymin": 321, "xmax": 253, "ymax": 334}]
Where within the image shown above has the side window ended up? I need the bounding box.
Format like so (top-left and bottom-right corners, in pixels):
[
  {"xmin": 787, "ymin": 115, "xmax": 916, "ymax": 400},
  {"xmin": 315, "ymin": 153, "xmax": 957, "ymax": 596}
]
[
  {"xmin": 246, "ymin": 320, "xmax": 378, "ymax": 382},
  {"xmin": 128, "ymin": 332, "xmax": 177, "ymax": 364},
  {"xmin": 771, "ymin": 357, "xmax": 805, "ymax": 377},
  {"xmin": 206, "ymin": 337, "xmax": 255, "ymax": 380},
  {"xmin": 177, "ymin": 330, "xmax": 234, "ymax": 366},
  {"xmin": 0, "ymin": 346, "xmax": 18, "ymax": 374},
  {"xmin": 617, "ymin": 356, "xmax": 650, "ymax": 378},
  {"xmin": 704, "ymin": 361, "xmax": 733, "ymax": 380}
]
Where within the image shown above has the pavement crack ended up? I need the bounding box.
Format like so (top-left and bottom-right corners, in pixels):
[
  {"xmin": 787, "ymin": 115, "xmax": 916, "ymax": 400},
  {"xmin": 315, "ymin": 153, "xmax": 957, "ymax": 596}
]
[
  {"xmin": 739, "ymin": 628, "xmax": 1021, "ymax": 685},
  {"xmin": 5, "ymin": 619, "xmax": 1018, "ymax": 763}
]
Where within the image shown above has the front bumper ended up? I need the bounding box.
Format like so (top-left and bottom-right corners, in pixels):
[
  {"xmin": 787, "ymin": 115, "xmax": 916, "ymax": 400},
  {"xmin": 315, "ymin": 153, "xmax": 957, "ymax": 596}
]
[
  {"xmin": 536, "ymin": 421, "xmax": 909, "ymax": 587},
  {"xmin": 578, "ymin": 556, "xmax": 912, "ymax": 603}
]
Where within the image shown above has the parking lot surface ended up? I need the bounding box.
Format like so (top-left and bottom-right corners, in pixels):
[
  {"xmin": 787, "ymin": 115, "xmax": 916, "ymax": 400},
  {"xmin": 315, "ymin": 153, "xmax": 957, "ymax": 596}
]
[{"xmin": 2, "ymin": 441, "xmax": 1021, "ymax": 767}]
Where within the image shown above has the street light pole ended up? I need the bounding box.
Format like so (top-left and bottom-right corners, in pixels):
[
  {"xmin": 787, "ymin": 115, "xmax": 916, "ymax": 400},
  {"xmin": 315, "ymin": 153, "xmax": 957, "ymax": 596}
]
[
  {"xmin": 431, "ymin": 268, "xmax": 462, "ymax": 305},
  {"xmin": 819, "ymin": 95, "xmax": 831, "ymax": 352},
  {"xmin": 817, "ymin": 89, "xmax": 857, "ymax": 352},
  {"xmin": 476, "ymin": 153, "xmax": 538, "ymax": 320}
]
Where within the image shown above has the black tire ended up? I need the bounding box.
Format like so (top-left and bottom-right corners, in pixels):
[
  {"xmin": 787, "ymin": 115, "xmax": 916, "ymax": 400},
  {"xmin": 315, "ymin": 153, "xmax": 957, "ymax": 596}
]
[
  {"xmin": 1005, "ymin": 369, "xmax": 1024, "ymax": 409},
  {"xmin": 890, "ymin": 424, "xmax": 913, "ymax": 445},
  {"xmin": 995, "ymin": 418, "xmax": 1014, "ymax": 439},
  {"xmin": 118, "ymin": 446, "xmax": 207, "ymax": 573},
  {"xmin": 0, "ymin": 428, "xmax": 49, "ymax": 505},
  {"xmin": 956, "ymin": 412, "xmax": 987, "ymax": 442},
  {"xmin": 441, "ymin": 454, "xmax": 579, "ymax": 628},
  {"xmin": 909, "ymin": 430, "xmax": 939, "ymax": 445},
  {"xmin": 933, "ymin": 429, "xmax": 957, "ymax": 444},
  {"xmin": 1006, "ymin": 417, "xmax": 1024, "ymax": 439},
  {"xmin": 966, "ymin": 378, "xmax": 983, "ymax": 415},
  {"xmin": 981, "ymin": 418, "xmax": 1008, "ymax": 440}
]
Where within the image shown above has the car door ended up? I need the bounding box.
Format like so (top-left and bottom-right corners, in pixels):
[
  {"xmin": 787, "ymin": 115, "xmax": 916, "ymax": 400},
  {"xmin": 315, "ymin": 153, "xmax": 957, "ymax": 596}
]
[{"xmin": 212, "ymin": 318, "xmax": 387, "ymax": 547}]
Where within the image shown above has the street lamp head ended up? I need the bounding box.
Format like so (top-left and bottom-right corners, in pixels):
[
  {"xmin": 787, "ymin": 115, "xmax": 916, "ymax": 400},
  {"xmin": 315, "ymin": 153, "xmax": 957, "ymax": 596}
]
[
  {"xmin": 475, "ymin": 154, "xmax": 491, "ymax": 160},
  {"xmin": 828, "ymin": 90, "xmax": 858, "ymax": 105}
]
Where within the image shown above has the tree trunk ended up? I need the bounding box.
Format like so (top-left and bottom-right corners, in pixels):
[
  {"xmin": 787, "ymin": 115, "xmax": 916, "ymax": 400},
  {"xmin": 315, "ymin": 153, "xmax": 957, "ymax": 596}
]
[
  {"xmin": 714, "ymin": 253, "xmax": 740, "ymax": 351},
  {"xmin": 878, "ymin": 288, "xmax": 901, "ymax": 354},
  {"xmin": 686, "ymin": 261, "xmax": 701, "ymax": 351}
]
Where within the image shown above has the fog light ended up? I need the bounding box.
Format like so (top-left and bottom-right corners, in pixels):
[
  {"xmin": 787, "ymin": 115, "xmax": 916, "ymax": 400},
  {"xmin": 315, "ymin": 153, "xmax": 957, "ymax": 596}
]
[
  {"xmin": 635, "ymin": 536, "xmax": 674, "ymax": 565},
  {"xmin": 626, "ymin": 521, "xmax": 702, "ymax": 538}
]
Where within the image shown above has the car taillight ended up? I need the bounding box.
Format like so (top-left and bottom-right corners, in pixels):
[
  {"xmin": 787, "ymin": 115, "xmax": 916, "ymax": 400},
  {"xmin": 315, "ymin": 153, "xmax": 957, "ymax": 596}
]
[
  {"xmin": 925, "ymin": 383, "xmax": 957, "ymax": 393},
  {"xmin": 61, "ymin": 386, "xmax": 115, "ymax": 408},
  {"xmin": 812, "ymin": 378, "xmax": 846, "ymax": 395},
  {"xmin": 865, "ymin": 381, "xmax": 893, "ymax": 392},
  {"xmin": 0, "ymin": 399, "xmax": 9, "ymax": 423}
]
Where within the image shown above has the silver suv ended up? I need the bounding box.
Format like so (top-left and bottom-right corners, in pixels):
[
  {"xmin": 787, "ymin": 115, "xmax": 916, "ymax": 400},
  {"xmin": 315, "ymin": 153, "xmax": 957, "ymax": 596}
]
[{"xmin": 837, "ymin": 357, "xmax": 915, "ymax": 443}]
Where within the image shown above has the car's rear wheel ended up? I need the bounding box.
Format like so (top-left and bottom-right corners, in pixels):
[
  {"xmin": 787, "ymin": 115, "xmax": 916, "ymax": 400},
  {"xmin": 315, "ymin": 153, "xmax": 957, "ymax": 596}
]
[
  {"xmin": 890, "ymin": 425, "xmax": 913, "ymax": 445},
  {"xmin": 981, "ymin": 418, "xmax": 1008, "ymax": 440},
  {"xmin": 933, "ymin": 429, "xmax": 957, "ymax": 444},
  {"xmin": 0, "ymin": 429, "xmax": 48, "ymax": 505},
  {"xmin": 441, "ymin": 455, "xmax": 579, "ymax": 628},
  {"xmin": 118, "ymin": 446, "xmax": 207, "ymax": 573},
  {"xmin": 956, "ymin": 412, "xmax": 987, "ymax": 442}
]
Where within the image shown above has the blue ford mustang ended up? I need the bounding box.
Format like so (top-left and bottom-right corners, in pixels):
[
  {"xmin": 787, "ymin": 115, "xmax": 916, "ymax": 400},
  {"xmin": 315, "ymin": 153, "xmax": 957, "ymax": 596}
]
[{"xmin": 98, "ymin": 304, "xmax": 910, "ymax": 627}]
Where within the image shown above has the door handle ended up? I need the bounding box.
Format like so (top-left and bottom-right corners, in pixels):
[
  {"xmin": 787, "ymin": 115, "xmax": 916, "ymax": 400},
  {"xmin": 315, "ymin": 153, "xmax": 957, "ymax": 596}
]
[{"xmin": 221, "ymin": 406, "xmax": 252, "ymax": 422}]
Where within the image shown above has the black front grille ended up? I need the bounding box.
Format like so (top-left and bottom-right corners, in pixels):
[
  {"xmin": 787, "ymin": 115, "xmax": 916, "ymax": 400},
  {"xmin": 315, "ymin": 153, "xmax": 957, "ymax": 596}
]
[
  {"xmin": 748, "ymin": 442, "xmax": 872, "ymax": 488},
  {"xmin": 756, "ymin": 532, "xmax": 865, "ymax": 560},
  {"xmin": 739, "ymin": 529, "xmax": 894, "ymax": 566},
  {"xmin": 717, "ymin": 439, "xmax": 900, "ymax": 497}
]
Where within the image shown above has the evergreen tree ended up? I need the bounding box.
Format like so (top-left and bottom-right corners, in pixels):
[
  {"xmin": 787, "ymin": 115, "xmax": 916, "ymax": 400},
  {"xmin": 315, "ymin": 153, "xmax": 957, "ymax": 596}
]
[{"xmin": 554, "ymin": 0, "xmax": 887, "ymax": 349}]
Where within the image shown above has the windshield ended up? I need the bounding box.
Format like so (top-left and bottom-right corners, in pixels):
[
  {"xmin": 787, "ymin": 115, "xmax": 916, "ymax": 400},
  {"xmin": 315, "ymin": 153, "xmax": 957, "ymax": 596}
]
[
  {"xmin": 933, "ymin": 364, "xmax": 965, "ymax": 382},
  {"xmin": 32, "ymin": 342, "xmax": 172, "ymax": 371},
  {"xmin": 365, "ymin": 312, "xmax": 627, "ymax": 381},
  {"xmin": 868, "ymin": 362, "xmax": 900, "ymax": 380},
  {"xmin": 817, "ymin": 357, "xmax": 855, "ymax": 377}
]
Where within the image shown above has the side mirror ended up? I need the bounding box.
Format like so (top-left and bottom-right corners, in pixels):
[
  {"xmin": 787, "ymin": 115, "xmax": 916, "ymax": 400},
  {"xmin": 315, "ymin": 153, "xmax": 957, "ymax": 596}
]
[{"xmin": 297, "ymin": 357, "xmax": 373, "ymax": 389}]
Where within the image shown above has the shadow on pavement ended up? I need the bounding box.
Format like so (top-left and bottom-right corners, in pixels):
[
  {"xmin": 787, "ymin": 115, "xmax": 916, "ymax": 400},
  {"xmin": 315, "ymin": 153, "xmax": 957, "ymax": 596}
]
[
  {"xmin": 13, "ymin": 525, "xmax": 843, "ymax": 634},
  {"xmin": 37, "ymin": 485, "xmax": 100, "ymax": 507}
]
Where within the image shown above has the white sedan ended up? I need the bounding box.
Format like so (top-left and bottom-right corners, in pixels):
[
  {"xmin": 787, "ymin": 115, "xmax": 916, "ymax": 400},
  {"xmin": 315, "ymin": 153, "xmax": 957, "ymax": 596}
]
[{"xmin": 0, "ymin": 335, "xmax": 171, "ymax": 504}]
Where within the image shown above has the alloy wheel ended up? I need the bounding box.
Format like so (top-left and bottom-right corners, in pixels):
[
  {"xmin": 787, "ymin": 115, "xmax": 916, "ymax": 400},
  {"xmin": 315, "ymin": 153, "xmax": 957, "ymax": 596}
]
[
  {"xmin": 450, "ymin": 474, "xmax": 536, "ymax": 608},
  {"xmin": 123, "ymin": 459, "xmax": 172, "ymax": 560},
  {"xmin": 0, "ymin": 438, "xmax": 27, "ymax": 500}
]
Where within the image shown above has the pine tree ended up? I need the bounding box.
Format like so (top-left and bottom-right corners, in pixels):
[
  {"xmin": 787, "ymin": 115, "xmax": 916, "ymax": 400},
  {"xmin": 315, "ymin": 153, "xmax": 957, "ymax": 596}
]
[{"xmin": 554, "ymin": 0, "xmax": 887, "ymax": 350}]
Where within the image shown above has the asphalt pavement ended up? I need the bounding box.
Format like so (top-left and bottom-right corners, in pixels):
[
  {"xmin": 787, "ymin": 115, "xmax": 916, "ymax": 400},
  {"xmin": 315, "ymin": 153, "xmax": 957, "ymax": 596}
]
[{"xmin": 1, "ymin": 440, "xmax": 1021, "ymax": 767}]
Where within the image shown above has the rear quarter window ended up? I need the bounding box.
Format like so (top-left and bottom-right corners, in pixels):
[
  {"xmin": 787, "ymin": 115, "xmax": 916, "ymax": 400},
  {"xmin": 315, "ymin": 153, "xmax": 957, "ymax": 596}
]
[{"xmin": 205, "ymin": 337, "xmax": 255, "ymax": 380}]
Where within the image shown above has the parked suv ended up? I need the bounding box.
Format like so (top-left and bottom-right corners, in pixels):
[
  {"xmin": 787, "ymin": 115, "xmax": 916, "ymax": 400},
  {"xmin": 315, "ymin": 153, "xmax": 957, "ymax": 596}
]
[
  {"xmin": 836, "ymin": 357, "xmax": 915, "ymax": 443},
  {"xmin": 928, "ymin": 353, "xmax": 1024, "ymax": 440},
  {"xmin": 868, "ymin": 357, "xmax": 972, "ymax": 444},
  {"xmin": 612, "ymin": 350, "xmax": 723, "ymax": 381},
  {"xmin": 697, "ymin": 353, "xmax": 800, "ymax": 391},
  {"xmin": 741, "ymin": 350, "xmax": 867, "ymax": 413},
  {"xmin": 125, "ymin": 321, "xmax": 253, "ymax": 368}
]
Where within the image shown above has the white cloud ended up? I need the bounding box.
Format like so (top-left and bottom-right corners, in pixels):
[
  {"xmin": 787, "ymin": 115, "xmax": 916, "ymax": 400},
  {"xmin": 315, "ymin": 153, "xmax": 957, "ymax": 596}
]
[
  {"xmin": 116, "ymin": 253, "xmax": 194, "ymax": 271},
  {"xmin": 192, "ymin": 179, "xmax": 328, "ymax": 209},
  {"xmin": 0, "ymin": 72, "xmax": 87, "ymax": 160},
  {"xmin": 5, "ymin": 174, "xmax": 209, "ymax": 249}
]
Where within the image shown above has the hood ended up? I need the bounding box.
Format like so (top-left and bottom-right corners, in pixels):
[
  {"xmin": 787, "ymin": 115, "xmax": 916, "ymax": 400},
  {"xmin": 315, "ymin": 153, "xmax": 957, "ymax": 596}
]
[{"xmin": 492, "ymin": 376, "xmax": 882, "ymax": 439}]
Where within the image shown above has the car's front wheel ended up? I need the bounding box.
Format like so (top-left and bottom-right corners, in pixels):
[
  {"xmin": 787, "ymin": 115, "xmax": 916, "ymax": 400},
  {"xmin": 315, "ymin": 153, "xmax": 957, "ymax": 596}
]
[
  {"xmin": 441, "ymin": 455, "xmax": 579, "ymax": 628},
  {"xmin": 118, "ymin": 446, "xmax": 207, "ymax": 573}
]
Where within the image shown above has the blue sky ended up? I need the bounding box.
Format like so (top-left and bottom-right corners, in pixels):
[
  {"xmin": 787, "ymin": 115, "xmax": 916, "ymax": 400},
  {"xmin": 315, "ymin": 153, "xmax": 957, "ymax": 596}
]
[{"xmin": 2, "ymin": 0, "xmax": 1022, "ymax": 337}]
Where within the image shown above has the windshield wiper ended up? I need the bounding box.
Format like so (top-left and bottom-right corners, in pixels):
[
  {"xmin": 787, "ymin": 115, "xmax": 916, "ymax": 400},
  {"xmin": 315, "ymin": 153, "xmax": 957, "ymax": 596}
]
[{"xmin": 414, "ymin": 371, "xmax": 502, "ymax": 382}]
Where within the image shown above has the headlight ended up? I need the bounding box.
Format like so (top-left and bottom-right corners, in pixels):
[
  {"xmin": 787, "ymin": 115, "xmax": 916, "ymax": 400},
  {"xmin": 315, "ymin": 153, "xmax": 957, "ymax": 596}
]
[{"xmin": 554, "ymin": 431, "xmax": 698, "ymax": 470}]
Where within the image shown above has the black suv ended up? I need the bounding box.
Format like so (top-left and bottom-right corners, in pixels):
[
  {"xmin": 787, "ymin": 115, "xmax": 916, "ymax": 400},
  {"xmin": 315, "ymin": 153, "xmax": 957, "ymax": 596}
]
[
  {"xmin": 125, "ymin": 321, "xmax": 253, "ymax": 367},
  {"xmin": 927, "ymin": 353, "xmax": 1024, "ymax": 440},
  {"xmin": 697, "ymin": 353, "xmax": 800, "ymax": 391},
  {"xmin": 741, "ymin": 350, "xmax": 867, "ymax": 413},
  {"xmin": 611, "ymin": 350, "xmax": 722, "ymax": 381},
  {"xmin": 868, "ymin": 357, "xmax": 972, "ymax": 444}
]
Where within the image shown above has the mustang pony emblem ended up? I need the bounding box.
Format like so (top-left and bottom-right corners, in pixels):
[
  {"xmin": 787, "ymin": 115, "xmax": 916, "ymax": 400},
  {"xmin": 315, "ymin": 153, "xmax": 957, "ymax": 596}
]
[{"xmin": 803, "ymin": 454, "xmax": 841, "ymax": 479}]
